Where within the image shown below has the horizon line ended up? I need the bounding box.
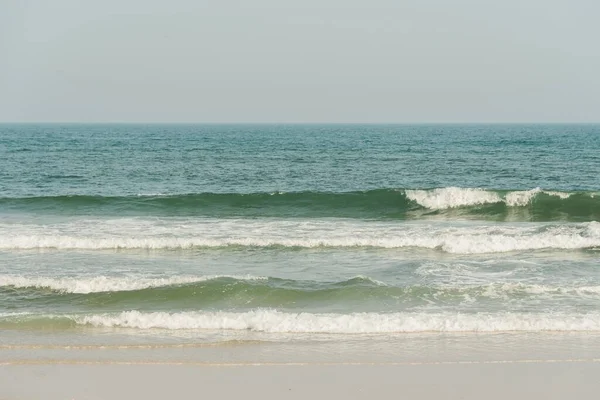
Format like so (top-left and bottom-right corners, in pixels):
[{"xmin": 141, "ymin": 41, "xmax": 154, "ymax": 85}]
[{"xmin": 1, "ymin": 121, "xmax": 599, "ymax": 125}]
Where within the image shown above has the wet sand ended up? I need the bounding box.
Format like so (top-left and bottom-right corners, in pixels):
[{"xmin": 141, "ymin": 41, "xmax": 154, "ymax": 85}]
[
  {"xmin": 2, "ymin": 360, "xmax": 600, "ymax": 400},
  {"xmin": 3, "ymin": 332, "xmax": 600, "ymax": 399}
]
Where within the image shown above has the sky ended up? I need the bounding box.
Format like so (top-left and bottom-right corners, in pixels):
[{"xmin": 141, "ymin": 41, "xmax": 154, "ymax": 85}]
[{"xmin": 0, "ymin": 0, "xmax": 598, "ymax": 123}]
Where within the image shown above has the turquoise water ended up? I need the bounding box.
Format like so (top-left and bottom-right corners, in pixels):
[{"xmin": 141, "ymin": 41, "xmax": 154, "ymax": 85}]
[
  {"xmin": 2, "ymin": 124, "xmax": 600, "ymax": 196},
  {"xmin": 1, "ymin": 124, "xmax": 599, "ymax": 339}
]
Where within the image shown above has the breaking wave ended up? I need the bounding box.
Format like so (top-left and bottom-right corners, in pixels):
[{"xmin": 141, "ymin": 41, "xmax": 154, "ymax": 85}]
[
  {"xmin": 3, "ymin": 310, "xmax": 597, "ymax": 333},
  {"xmin": 0, "ymin": 274, "xmax": 268, "ymax": 294},
  {"xmin": 0, "ymin": 187, "xmax": 598, "ymax": 221},
  {"xmin": 1, "ymin": 219, "xmax": 598, "ymax": 254}
]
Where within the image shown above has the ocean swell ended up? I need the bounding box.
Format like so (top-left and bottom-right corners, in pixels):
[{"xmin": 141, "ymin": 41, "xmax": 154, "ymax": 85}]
[{"xmin": 0, "ymin": 188, "xmax": 598, "ymax": 221}]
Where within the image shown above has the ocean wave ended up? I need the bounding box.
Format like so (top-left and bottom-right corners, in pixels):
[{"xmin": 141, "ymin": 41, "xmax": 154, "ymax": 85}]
[
  {"xmin": 67, "ymin": 310, "xmax": 600, "ymax": 332},
  {"xmin": 0, "ymin": 275, "xmax": 397, "ymax": 310},
  {"xmin": 3, "ymin": 275, "xmax": 599, "ymax": 310},
  {"xmin": 405, "ymin": 187, "xmax": 572, "ymax": 209},
  {"xmin": 0, "ymin": 274, "xmax": 268, "ymax": 294},
  {"xmin": 0, "ymin": 188, "xmax": 598, "ymax": 221},
  {"xmin": 1, "ymin": 220, "xmax": 598, "ymax": 254}
]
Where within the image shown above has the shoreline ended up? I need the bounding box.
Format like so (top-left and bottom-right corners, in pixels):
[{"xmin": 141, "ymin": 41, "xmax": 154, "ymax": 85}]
[
  {"xmin": 3, "ymin": 357, "xmax": 600, "ymax": 366},
  {"xmin": 3, "ymin": 331, "xmax": 600, "ymax": 399}
]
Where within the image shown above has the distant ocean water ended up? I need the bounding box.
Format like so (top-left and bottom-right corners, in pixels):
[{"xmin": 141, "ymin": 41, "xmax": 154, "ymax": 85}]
[{"xmin": 1, "ymin": 124, "xmax": 599, "ymax": 341}]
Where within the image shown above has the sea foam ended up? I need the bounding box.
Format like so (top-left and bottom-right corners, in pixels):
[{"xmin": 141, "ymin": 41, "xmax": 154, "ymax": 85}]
[
  {"xmin": 1, "ymin": 219, "xmax": 598, "ymax": 254},
  {"xmin": 0, "ymin": 275, "xmax": 267, "ymax": 294},
  {"xmin": 75, "ymin": 310, "xmax": 600, "ymax": 333},
  {"xmin": 405, "ymin": 187, "xmax": 572, "ymax": 209}
]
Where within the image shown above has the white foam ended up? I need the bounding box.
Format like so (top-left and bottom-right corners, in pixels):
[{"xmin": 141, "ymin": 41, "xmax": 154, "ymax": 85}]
[
  {"xmin": 75, "ymin": 310, "xmax": 600, "ymax": 333},
  {"xmin": 405, "ymin": 187, "xmax": 502, "ymax": 209},
  {"xmin": 406, "ymin": 187, "xmax": 572, "ymax": 209},
  {"xmin": 0, "ymin": 219, "xmax": 599, "ymax": 254},
  {"xmin": 479, "ymin": 283, "xmax": 600, "ymax": 298},
  {"xmin": 0, "ymin": 312, "xmax": 31, "ymax": 318},
  {"xmin": 504, "ymin": 188, "xmax": 542, "ymax": 207},
  {"xmin": 0, "ymin": 275, "xmax": 267, "ymax": 294},
  {"xmin": 413, "ymin": 262, "xmax": 600, "ymax": 297},
  {"xmin": 351, "ymin": 275, "xmax": 388, "ymax": 286}
]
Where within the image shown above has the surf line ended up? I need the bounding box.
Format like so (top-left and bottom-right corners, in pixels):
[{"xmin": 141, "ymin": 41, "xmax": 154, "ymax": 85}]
[
  {"xmin": 0, "ymin": 341, "xmax": 260, "ymax": 350},
  {"xmin": 2, "ymin": 358, "xmax": 600, "ymax": 367}
]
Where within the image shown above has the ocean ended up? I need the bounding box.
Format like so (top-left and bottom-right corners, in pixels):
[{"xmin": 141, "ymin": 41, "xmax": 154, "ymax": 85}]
[{"xmin": 1, "ymin": 123, "xmax": 600, "ymax": 354}]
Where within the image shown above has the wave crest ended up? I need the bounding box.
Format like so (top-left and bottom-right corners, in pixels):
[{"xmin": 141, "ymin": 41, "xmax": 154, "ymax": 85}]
[
  {"xmin": 73, "ymin": 310, "xmax": 600, "ymax": 333},
  {"xmin": 0, "ymin": 188, "xmax": 598, "ymax": 221},
  {"xmin": 1, "ymin": 220, "xmax": 598, "ymax": 254},
  {"xmin": 0, "ymin": 275, "xmax": 268, "ymax": 294},
  {"xmin": 406, "ymin": 187, "xmax": 574, "ymax": 209}
]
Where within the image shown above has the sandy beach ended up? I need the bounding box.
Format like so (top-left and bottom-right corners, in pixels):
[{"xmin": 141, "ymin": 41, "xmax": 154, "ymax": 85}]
[
  {"xmin": 2, "ymin": 332, "xmax": 600, "ymax": 400},
  {"xmin": 2, "ymin": 360, "xmax": 600, "ymax": 400}
]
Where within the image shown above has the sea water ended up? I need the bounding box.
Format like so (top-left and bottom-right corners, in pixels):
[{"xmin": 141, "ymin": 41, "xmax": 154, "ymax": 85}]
[{"xmin": 1, "ymin": 124, "xmax": 599, "ymax": 358}]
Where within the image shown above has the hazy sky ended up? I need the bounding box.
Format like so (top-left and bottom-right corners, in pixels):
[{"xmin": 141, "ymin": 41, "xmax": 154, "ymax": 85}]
[{"xmin": 1, "ymin": 0, "xmax": 598, "ymax": 122}]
